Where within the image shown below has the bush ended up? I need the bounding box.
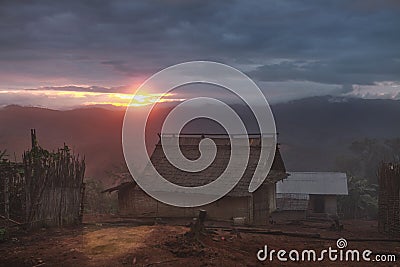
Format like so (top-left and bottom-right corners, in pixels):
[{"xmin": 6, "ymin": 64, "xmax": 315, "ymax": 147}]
[
  {"xmin": 0, "ymin": 228, "xmax": 7, "ymax": 242},
  {"xmin": 338, "ymin": 175, "xmax": 378, "ymax": 219},
  {"xmin": 84, "ymin": 178, "xmax": 118, "ymax": 214}
]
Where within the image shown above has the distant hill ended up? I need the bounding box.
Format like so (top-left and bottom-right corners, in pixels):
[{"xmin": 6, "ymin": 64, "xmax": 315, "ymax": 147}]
[
  {"xmin": 1, "ymin": 96, "xmax": 400, "ymax": 186},
  {"xmin": 0, "ymin": 105, "xmax": 125, "ymax": 182},
  {"xmin": 273, "ymin": 96, "xmax": 400, "ymax": 171}
]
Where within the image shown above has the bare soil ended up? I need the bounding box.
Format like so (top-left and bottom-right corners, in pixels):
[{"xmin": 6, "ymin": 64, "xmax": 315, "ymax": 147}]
[{"xmin": 0, "ymin": 216, "xmax": 399, "ymax": 267}]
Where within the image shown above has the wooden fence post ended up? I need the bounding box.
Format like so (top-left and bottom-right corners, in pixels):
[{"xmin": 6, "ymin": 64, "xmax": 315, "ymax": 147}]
[
  {"xmin": 188, "ymin": 209, "xmax": 207, "ymax": 240},
  {"xmin": 4, "ymin": 175, "xmax": 9, "ymax": 220}
]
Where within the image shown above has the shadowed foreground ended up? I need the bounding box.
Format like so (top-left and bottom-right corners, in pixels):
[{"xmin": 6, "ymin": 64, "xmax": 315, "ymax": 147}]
[{"xmin": 0, "ymin": 218, "xmax": 399, "ymax": 267}]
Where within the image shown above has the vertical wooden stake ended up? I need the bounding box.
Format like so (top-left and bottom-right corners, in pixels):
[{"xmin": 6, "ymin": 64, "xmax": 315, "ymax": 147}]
[
  {"xmin": 4, "ymin": 175, "xmax": 9, "ymax": 220},
  {"xmin": 31, "ymin": 129, "xmax": 37, "ymax": 149},
  {"xmin": 189, "ymin": 209, "xmax": 207, "ymax": 240}
]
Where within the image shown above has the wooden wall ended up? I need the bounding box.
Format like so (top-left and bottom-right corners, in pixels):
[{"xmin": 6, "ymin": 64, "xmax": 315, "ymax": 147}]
[
  {"xmin": 252, "ymin": 184, "xmax": 276, "ymax": 225},
  {"xmin": 118, "ymin": 187, "xmax": 251, "ymax": 222},
  {"xmin": 324, "ymin": 195, "xmax": 338, "ymax": 215},
  {"xmin": 308, "ymin": 194, "xmax": 337, "ymax": 215}
]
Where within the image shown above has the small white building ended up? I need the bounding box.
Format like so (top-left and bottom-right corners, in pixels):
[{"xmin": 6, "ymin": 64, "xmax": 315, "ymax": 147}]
[{"xmin": 276, "ymin": 172, "xmax": 348, "ymax": 219}]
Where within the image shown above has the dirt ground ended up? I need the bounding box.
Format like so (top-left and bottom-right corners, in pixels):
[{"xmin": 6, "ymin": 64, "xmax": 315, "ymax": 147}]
[{"xmin": 0, "ymin": 216, "xmax": 399, "ymax": 267}]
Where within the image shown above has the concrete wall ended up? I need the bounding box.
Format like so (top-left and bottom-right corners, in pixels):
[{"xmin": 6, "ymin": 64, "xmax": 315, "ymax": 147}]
[{"xmin": 118, "ymin": 187, "xmax": 251, "ymax": 222}]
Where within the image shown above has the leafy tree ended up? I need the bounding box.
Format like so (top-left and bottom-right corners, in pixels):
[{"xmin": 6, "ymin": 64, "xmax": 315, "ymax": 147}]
[
  {"xmin": 336, "ymin": 137, "xmax": 400, "ymax": 183},
  {"xmin": 0, "ymin": 228, "xmax": 6, "ymax": 242},
  {"xmin": 338, "ymin": 175, "xmax": 378, "ymax": 219},
  {"xmin": 383, "ymin": 138, "xmax": 400, "ymax": 162},
  {"xmin": 0, "ymin": 150, "xmax": 8, "ymax": 162},
  {"xmin": 84, "ymin": 178, "xmax": 118, "ymax": 214},
  {"xmin": 83, "ymin": 164, "xmax": 131, "ymax": 215}
]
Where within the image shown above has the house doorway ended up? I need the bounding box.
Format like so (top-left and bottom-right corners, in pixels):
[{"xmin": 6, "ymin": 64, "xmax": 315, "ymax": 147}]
[{"xmin": 313, "ymin": 195, "xmax": 325, "ymax": 213}]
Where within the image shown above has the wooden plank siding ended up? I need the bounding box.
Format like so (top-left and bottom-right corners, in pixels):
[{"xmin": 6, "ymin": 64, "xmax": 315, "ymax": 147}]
[
  {"xmin": 252, "ymin": 184, "xmax": 276, "ymax": 225},
  {"xmin": 118, "ymin": 186, "xmax": 251, "ymax": 222}
]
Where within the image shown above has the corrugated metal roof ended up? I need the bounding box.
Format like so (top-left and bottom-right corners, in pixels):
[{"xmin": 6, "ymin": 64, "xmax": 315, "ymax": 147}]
[{"xmin": 276, "ymin": 172, "xmax": 348, "ymax": 195}]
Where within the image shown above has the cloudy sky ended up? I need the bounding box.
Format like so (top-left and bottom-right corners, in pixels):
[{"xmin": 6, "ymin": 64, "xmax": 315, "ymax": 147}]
[{"xmin": 0, "ymin": 0, "xmax": 399, "ymax": 109}]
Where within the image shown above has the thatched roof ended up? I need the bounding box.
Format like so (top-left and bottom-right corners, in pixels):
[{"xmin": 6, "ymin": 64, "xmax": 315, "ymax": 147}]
[
  {"xmin": 148, "ymin": 136, "xmax": 286, "ymax": 197},
  {"xmin": 104, "ymin": 135, "xmax": 287, "ymax": 197}
]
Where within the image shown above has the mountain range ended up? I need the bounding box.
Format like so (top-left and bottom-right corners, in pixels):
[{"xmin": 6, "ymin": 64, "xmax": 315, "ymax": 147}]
[{"xmin": 1, "ymin": 96, "xmax": 400, "ymax": 186}]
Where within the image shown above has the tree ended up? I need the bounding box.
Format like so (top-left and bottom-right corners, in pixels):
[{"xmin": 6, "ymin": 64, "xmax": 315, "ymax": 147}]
[
  {"xmin": 335, "ymin": 138, "xmax": 400, "ymax": 218},
  {"xmin": 0, "ymin": 150, "xmax": 8, "ymax": 162},
  {"xmin": 336, "ymin": 138, "xmax": 400, "ymax": 183},
  {"xmin": 84, "ymin": 178, "xmax": 118, "ymax": 214},
  {"xmin": 338, "ymin": 175, "xmax": 378, "ymax": 219}
]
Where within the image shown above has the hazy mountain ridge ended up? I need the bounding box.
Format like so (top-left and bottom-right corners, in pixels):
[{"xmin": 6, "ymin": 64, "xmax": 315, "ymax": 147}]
[
  {"xmin": 273, "ymin": 96, "xmax": 400, "ymax": 171},
  {"xmin": 1, "ymin": 96, "xmax": 400, "ymax": 185}
]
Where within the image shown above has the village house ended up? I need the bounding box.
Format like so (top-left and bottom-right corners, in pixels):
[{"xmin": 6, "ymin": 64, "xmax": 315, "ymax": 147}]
[
  {"xmin": 275, "ymin": 172, "xmax": 348, "ymax": 220},
  {"xmin": 103, "ymin": 135, "xmax": 287, "ymax": 225}
]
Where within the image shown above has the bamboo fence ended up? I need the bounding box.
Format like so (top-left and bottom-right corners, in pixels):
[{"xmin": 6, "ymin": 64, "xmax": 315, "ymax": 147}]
[
  {"xmin": 378, "ymin": 162, "xmax": 400, "ymax": 236},
  {"xmin": 0, "ymin": 129, "xmax": 85, "ymax": 228}
]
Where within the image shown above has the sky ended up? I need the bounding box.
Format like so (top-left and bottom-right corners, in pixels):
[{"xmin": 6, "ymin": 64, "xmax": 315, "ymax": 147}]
[{"xmin": 0, "ymin": 0, "xmax": 399, "ymax": 109}]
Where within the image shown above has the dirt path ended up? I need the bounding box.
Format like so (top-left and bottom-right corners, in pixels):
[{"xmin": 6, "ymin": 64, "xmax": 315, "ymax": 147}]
[{"xmin": 0, "ymin": 219, "xmax": 399, "ymax": 266}]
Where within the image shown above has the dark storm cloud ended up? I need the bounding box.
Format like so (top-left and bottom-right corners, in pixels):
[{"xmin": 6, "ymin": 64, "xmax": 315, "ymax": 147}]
[
  {"xmin": 249, "ymin": 57, "xmax": 400, "ymax": 85},
  {"xmin": 0, "ymin": 0, "xmax": 399, "ymax": 99},
  {"xmin": 25, "ymin": 85, "xmax": 131, "ymax": 94}
]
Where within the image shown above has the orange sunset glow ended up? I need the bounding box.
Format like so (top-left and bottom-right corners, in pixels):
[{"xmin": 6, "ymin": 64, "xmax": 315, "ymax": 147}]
[
  {"xmin": 0, "ymin": 89, "xmax": 185, "ymax": 108},
  {"xmin": 104, "ymin": 92, "xmax": 186, "ymax": 107}
]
